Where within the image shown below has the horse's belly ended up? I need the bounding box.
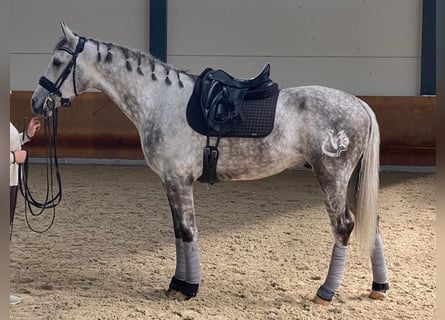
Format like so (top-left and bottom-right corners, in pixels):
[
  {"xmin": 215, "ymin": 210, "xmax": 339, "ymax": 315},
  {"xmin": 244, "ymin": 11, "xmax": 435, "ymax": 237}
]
[{"xmin": 216, "ymin": 154, "xmax": 307, "ymax": 181}]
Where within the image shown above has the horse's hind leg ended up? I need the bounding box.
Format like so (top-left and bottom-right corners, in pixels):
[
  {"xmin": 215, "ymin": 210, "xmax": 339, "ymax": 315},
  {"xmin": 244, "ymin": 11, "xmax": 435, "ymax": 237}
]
[
  {"xmin": 163, "ymin": 176, "xmax": 201, "ymax": 301},
  {"xmin": 369, "ymin": 233, "xmax": 389, "ymax": 299},
  {"xmin": 348, "ymin": 165, "xmax": 389, "ymax": 300},
  {"xmin": 312, "ymin": 166, "xmax": 354, "ymax": 305}
]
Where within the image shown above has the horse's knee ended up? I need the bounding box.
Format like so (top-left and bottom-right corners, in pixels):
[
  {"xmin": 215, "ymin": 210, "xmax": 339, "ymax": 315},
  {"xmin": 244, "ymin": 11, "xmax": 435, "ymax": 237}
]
[
  {"xmin": 334, "ymin": 209, "xmax": 354, "ymax": 246},
  {"xmin": 179, "ymin": 223, "xmax": 197, "ymax": 242},
  {"xmin": 171, "ymin": 209, "xmax": 197, "ymax": 242}
]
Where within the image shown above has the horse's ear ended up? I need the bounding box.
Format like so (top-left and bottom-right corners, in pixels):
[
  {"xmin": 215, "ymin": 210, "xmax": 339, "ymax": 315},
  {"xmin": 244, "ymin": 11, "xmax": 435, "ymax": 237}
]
[{"xmin": 60, "ymin": 21, "xmax": 77, "ymax": 43}]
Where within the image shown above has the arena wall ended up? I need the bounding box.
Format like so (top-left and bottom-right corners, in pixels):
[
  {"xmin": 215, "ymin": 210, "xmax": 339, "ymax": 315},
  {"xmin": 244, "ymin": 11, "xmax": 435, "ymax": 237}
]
[{"xmin": 10, "ymin": 92, "xmax": 435, "ymax": 166}]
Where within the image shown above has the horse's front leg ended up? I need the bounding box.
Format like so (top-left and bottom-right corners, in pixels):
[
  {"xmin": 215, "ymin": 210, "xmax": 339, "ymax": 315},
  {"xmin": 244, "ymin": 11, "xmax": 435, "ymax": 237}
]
[{"xmin": 163, "ymin": 176, "xmax": 201, "ymax": 301}]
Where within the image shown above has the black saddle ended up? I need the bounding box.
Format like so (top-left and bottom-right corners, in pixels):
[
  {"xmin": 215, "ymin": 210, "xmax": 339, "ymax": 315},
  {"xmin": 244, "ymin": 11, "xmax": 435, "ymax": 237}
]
[
  {"xmin": 187, "ymin": 63, "xmax": 278, "ymax": 135},
  {"xmin": 186, "ymin": 63, "xmax": 279, "ymax": 185}
]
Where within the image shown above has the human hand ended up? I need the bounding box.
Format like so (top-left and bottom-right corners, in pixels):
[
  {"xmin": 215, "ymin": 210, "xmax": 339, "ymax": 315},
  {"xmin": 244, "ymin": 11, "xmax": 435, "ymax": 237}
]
[
  {"xmin": 13, "ymin": 150, "xmax": 27, "ymax": 164},
  {"xmin": 26, "ymin": 116, "xmax": 41, "ymax": 139}
]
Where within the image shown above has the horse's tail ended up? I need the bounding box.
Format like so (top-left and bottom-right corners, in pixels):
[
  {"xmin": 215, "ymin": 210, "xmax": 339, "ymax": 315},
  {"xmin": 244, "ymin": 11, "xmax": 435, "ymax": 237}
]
[{"xmin": 355, "ymin": 101, "xmax": 380, "ymax": 256}]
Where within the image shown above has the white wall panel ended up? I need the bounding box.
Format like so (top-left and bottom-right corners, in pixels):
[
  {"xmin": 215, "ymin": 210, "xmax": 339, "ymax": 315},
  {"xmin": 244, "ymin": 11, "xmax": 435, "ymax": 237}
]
[
  {"xmin": 168, "ymin": 0, "xmax": 422, "ymax": 95},
  {"xmin": 11, "ymin": 0, "xmax": 422, "ymax": 95},
  {"xmin": 168, "ymin": 55, "xmax": 420, "ymax": 96},
  {"xmin": 10, "ymin": 0, "xmax": 148, "ymax": 89},
  {"xmin": 168, "ymin": 0, "xmax": 421, "ymax": 57}
]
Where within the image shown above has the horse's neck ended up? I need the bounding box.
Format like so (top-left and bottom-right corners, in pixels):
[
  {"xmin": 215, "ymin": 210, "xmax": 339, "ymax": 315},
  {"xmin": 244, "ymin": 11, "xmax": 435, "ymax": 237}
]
[{"xmin": 87, "ymin": 58, "xmax": 194, "ymax": 129}]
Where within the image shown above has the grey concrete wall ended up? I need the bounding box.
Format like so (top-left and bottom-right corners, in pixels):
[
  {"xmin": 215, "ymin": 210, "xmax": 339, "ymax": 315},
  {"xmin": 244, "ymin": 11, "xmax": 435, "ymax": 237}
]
[
  {"xmin": 167, "ymin": 0, "xmax": 422, "ymax": 95},
  {"xmin": 11, "ymin": 0, "xmax": 421, "ymax": 95},
  {"xmin": 10, "ymin": 0, "xmax": 148, "ymax": 91}
]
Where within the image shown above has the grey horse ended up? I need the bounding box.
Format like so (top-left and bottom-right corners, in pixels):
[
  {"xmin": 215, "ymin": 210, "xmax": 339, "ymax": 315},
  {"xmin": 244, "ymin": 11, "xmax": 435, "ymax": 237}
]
[{"xmin": 31, "ymin": 22, "xmax": 389, "ymax": 304}]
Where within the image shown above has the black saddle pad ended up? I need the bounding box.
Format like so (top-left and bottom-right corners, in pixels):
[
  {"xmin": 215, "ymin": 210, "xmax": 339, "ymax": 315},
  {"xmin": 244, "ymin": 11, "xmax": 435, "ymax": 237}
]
[{"xmin": 186, "ymin": 70, "xmax": 280, "ymax": 138}]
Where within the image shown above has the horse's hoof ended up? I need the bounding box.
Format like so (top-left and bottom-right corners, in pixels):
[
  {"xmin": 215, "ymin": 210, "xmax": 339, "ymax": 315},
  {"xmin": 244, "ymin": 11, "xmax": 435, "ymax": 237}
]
[
  {"xmin": 173, "ymin": 291, "xmax": 192, "ymax": 301},
  {"xmin": 313, "ymin": 295, "xmax": 331, "ymax": 306},
  {"xmin": 369, "ymin": 290, "xmax": 387, "ymax": 300},
  {"xmin": 165, "ymin": 288, "xmax": 180, "ymax": 299},
  {"xmin": 165, "ymin": 288, "xmax": 193, "ymax": 301}
]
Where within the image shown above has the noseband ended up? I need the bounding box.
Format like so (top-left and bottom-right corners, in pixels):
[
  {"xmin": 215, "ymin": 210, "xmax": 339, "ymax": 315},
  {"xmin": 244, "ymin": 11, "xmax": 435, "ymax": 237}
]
[{"xmin": 39, "ymin": 36, "xmax": 86, "ymax": 107}]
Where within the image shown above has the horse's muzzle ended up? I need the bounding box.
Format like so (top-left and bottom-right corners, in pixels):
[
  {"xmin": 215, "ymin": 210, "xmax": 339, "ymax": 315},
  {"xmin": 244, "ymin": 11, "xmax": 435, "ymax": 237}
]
[
  {"xmin": 31, "ymin": 98, "xmax": 45, "ymax": 116},
  {"xmin": 31, "ymin": 95, "xmax": 54, "ymax": 117}
]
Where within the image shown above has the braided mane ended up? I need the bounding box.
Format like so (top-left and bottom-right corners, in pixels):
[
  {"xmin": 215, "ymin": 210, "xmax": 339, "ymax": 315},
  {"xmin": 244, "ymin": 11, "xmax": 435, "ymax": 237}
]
[{"xmin": 55, "ymin": 35, "xmax": 194, "ymax": 88}]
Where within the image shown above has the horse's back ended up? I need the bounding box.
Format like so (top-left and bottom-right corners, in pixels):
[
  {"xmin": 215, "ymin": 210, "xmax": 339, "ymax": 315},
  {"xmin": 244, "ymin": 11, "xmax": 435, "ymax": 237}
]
[
  {"xmin": 281, "ymin": 85, "xmax": 368, "ymax": 114},
  {"xmin": 280, "ymin": 85, "xmax": 372, "ymax": 134}
]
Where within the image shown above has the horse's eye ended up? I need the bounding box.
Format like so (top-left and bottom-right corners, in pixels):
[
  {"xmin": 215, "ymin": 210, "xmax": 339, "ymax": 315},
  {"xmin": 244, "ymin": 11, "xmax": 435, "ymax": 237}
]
[{"xmin": 53, "ymin": 59, "xmax": 62, "ymax": 67}]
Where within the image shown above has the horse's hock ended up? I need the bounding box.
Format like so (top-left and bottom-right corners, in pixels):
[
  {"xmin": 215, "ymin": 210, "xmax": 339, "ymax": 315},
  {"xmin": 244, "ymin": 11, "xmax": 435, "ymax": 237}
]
[{"xmin": 11, "ymin": 91, "xmax": 435, "ymax": 167}]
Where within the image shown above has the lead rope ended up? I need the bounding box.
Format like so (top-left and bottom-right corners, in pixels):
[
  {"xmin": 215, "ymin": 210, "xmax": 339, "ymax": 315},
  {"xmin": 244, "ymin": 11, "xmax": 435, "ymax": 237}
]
[{"xmin": 18, "ymin": 108, "xmax": 62, "ymax": 233}]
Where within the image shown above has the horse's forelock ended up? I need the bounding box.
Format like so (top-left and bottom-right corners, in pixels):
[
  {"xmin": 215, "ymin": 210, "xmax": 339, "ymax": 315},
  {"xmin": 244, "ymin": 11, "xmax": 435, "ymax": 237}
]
[
  {"xmin": 54, "ymin": 32, "xmax": 83, "ymax": 51},
  {"xmin": 54, "ymin": 37, "xmax": 68, "ymax": 51}
]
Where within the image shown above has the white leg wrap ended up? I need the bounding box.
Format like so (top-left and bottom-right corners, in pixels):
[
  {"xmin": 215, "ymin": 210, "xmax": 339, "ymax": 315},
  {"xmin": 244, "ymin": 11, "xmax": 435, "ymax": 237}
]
[
  {"xmin": 317, "ymin": 243, "xmax": 348, "ymax": 301},
  {"xmin": 324, "ymin": 243, "xmax": 348, "ymax": 291},
  {"xmin": 371, "ymin": 233, "xmax": 388, "ymax": 284},
  {"xmin": 183, "ymin": 241, "xmax": 201, "ymax": 284},
  {"xmin": 174, "ymin": 238, "xmax": 186, "ymax": 281}
]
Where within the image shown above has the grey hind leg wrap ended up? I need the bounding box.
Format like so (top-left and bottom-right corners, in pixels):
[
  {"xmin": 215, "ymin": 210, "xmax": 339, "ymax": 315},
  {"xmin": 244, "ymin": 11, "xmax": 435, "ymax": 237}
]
[
  {"xmin": 174, "ymin": 238, "xmax": 186, "ymax": 281},
  {"xmin": 183, "ymin": 241, "xmax": 201, "ymax": 284},
  {"xmin": 317, "ymin": 243, "xmax": 348, "ymax": 301},
  {"xmin": 371, "ymin": 233, "xmax": 388, "ymax": 285}
]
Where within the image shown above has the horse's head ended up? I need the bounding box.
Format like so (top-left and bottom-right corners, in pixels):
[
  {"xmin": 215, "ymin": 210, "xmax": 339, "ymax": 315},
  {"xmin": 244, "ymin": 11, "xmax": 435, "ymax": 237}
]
[{"xmin": 31, "ymin": 22, "xmax": 88, "ymax": 117}]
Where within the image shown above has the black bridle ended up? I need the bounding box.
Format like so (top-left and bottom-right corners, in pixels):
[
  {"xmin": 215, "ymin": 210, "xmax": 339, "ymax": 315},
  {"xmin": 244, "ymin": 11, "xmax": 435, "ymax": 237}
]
[
  {"xmin": 14, "ymin": 37, "xmax": 87, "ymax": 235},
  {"xmin": 39, "ymin": 36, "xmax": 86, "ymax": 107}
]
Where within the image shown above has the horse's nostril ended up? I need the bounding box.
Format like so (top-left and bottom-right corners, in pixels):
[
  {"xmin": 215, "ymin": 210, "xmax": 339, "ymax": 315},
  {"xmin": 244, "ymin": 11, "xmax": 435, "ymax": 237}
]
[{"xmin": 31, "ymin": 98, "xmax": 35, "ymax": 107}]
